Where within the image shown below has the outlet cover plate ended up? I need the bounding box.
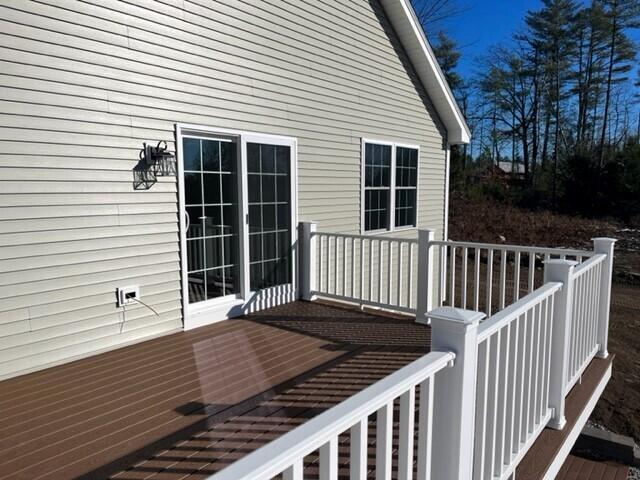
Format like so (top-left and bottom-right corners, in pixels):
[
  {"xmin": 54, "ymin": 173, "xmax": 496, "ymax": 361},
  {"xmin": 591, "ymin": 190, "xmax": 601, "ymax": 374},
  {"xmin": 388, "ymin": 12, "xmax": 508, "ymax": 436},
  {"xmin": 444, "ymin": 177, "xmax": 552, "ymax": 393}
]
[{"xmin": 117, "ymin": 286, "xmax": 140, "ymax": 307}]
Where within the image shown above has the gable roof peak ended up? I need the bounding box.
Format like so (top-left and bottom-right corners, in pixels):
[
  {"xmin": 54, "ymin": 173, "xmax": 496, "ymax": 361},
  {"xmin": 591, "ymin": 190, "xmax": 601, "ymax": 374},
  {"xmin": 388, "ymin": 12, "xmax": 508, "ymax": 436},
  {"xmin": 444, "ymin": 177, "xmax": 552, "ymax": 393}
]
[{"xmin": 379, "ymin": 0, "xmax": 470, "ymax": 145}]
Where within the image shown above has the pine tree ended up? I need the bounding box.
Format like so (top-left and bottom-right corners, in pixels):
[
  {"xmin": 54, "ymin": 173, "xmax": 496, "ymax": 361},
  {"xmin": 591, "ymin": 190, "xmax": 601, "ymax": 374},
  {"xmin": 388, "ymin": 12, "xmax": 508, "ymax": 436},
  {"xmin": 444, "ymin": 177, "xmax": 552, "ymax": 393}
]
[
  {"xmin": 524, "ymin": 0, "xmax": 578, "ymax": 203},
  {"xmin": 597, "ymin": 0, "xmax": 639, "ymax": 164},
  {"xmin": 431, "ymin": 31, "xmax": 463, "ymax": 93},
  {"xmin": 573, "ymin": 1, "xmax": 610, "ymax": 150}
]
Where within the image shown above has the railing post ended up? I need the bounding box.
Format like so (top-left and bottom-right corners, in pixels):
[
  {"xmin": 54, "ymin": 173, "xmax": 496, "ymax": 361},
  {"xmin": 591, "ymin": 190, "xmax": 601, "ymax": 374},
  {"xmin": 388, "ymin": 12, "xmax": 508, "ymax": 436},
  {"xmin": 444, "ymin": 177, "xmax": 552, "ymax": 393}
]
[
  {"xmin": 416, "ymin": 229, "xmax": 436, "ymax": 324},
  {"xmin": 544, "ymin": 259, "xmax": 577, "ymax": 430},
  {"xmin": 428, "ymin": 306, "xmax": 485, "ymax": 480},
  {"xmin": 592, "ymin": 238, "xmax": 616, "ymax": 359},
  {"xmin": 299, "ymin": 221, "xmax": 317, "ymax": 301}
]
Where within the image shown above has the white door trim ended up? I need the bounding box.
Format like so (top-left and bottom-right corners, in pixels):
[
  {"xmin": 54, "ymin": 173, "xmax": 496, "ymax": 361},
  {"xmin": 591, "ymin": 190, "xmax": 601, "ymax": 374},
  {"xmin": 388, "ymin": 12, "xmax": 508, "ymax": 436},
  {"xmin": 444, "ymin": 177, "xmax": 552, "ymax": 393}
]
[{"xmin": 175, "ymin": 124, "xmax": 299, "ymax": 330}]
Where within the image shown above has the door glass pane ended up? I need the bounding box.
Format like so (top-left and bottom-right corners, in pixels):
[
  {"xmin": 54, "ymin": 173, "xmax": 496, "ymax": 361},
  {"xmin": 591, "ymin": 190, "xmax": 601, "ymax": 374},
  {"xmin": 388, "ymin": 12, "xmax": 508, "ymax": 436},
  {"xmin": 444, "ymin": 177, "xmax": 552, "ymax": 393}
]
[
  {"xmin": 183, "ymin": 137, "xmax": 241, "ymax": 304},
  {"xmin": 248, "ymin": 143, "xmax": 292, "ymax": 291}
]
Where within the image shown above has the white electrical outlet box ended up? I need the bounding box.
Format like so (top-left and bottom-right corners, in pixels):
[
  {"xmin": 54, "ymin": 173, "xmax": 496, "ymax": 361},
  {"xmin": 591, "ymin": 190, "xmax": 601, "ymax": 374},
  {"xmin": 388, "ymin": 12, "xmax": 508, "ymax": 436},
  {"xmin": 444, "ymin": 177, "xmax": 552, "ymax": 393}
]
[{"xmin": 117, "ymin": 286, "xmax": 140, "ymax": 307}]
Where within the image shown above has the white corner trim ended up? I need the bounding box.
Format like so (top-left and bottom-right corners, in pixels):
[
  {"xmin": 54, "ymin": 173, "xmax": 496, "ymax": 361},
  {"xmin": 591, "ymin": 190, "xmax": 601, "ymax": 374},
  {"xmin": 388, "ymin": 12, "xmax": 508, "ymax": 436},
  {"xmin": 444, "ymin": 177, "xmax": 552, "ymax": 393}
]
[
  {"xmin": 443, "ymin": 143, "xmax": 450, "ymax": 242},
  {"xmin": 541, "ymin": 362, "xmax": 612, "ymax": 480},
  {"xmin": 379, "ymin": 0, "xmax": 470, "ymax": 144}
]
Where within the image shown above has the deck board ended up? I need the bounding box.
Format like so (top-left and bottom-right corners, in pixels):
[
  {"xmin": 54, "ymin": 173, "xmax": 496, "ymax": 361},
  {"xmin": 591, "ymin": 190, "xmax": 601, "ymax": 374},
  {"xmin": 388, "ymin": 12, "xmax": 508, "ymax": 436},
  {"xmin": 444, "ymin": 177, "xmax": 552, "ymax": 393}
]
[
  {"xmin": 557, "ymin": 455, "xmax": 629, "ymax": 480},
  {"xmin": 0, "ymin": 301, "xmax": 428, "ymax": 480}
]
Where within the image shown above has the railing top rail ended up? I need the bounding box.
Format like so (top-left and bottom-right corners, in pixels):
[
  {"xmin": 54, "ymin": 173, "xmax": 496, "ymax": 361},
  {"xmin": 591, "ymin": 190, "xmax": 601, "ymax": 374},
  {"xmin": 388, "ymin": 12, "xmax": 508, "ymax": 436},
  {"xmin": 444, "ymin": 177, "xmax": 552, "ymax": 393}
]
[
  {"xmin": 311, "ymin": 230, "xmax": 419, "ymax": 244},
  {"xmin": 477, "ymin": 281, "xmax": 563, "ymax": 342},
  {"xmin": 430, "ymin": 239, "xmax": 592, "ymax": 258},
  {"xmin": 572, "ymin": 253, "xmax": 606, "ymax": 278},
  {"xmin": 208, "ymin": 351, "xmax": 454, "ymax": 480}
]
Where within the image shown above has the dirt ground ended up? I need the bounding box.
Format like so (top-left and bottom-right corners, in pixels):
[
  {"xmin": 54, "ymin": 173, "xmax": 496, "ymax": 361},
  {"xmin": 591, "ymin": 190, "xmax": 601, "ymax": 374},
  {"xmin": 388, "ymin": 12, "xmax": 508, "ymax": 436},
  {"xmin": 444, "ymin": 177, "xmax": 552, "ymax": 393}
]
[{"xmin": 449, "ymin": 195, "xmax": 640, "ymax": 443}]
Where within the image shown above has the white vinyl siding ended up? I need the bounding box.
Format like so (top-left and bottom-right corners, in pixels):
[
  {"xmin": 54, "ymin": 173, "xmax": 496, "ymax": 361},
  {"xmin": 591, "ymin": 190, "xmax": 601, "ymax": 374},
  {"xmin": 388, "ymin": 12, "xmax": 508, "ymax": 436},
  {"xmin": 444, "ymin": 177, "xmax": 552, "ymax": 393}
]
[{"xmin": 0, "ymin": 0, "xmax": 447, "ymax": 379}]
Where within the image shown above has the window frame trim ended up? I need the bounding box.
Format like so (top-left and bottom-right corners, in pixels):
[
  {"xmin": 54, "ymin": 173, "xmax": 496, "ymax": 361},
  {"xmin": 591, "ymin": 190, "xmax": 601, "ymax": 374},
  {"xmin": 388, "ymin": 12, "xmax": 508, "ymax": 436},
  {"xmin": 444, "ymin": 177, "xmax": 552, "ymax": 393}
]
[{"xmin": 360, "ymin": 138, "xmax": 420, "ymax": 234}]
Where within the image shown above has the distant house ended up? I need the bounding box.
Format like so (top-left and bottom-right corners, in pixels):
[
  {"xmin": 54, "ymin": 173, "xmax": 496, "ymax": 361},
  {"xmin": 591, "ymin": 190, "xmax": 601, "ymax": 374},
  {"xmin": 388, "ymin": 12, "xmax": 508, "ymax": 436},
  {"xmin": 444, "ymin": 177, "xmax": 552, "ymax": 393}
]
[
  {"xmin": 498, "ymin": 161, "xmax": 526, "ymax": 176},
  {"xmin": 0, "ymin": 2, "xmax": 617, "ymax": 480}
]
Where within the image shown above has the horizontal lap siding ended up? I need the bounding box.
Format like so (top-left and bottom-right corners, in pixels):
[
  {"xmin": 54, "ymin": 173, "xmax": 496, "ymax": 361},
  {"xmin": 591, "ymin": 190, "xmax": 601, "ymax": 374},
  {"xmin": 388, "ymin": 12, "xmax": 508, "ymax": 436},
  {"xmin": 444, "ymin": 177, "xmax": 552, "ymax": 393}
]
[{"xmin": 0, "ymin": 0, "xmax": 446, "ymax": 378}]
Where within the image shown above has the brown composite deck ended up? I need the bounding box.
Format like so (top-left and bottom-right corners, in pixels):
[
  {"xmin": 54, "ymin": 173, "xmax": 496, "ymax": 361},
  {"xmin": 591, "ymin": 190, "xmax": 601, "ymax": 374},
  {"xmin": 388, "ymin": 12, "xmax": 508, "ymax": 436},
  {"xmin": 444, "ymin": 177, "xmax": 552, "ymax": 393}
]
[
  {"xmin": 0, "ymin": 300, "xmax": 616, "ymax": 480},
  {"xmin": 0, "ymin": 301, "xmax": 429, "ymax": 480},
  {"xmin": 517, "ymin": 355, "xmax": 615, "ymax": 480},
  {"xmin": 557, "ymin": 455, "xmax": 629, "ymax": 480}
]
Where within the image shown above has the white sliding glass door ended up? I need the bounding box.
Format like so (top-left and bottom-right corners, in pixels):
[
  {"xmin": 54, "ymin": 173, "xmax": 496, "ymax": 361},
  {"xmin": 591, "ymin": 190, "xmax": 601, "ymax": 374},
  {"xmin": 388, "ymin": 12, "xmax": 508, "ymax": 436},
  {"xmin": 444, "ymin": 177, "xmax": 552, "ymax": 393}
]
[{"xmin": 177, "ymin": 126, "xmax": 297, "ymax": 329}]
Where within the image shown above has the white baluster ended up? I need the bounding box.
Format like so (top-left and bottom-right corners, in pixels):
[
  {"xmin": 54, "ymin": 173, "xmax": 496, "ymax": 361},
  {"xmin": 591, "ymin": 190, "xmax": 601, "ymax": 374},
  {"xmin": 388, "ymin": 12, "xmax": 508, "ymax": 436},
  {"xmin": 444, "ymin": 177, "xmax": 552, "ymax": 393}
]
[
  {"xmin": 408, "ymin": 243, "xmax": 414, "ymax": 309},
  {"xmin": 334, "ymin": 236, "xmax": 338, "ymax": 295},
  {"xmin": 474, "ymin": 338, "xmax": 490, "ymax": 480},
  {"xmin": 499, "ymin": 250, "xmax": 507, "ymax": 310},
  {"xmin": 378, "ymin": 240, "xmax": 383, "ymax": 303},
  {"xmin": 461, "ymin": 247, "xmax": 468, "ymax": 309},
  {"xmin": 486, "ymin": 249, "xmax": 494, "ymax": 316},
  {"xmin": 398, "ymin": 387, "xmax": 416, "ymax": 480},
  {"xmin": 387, "ymin": 241, "xmax": 393, "ymax": 305},
  {"xmin": 320, "ymin": 437, "xmax": 338, "ymax": 480},
  {"xmin": 360, "ymin": 238, "xmax": 365, "ymax": 300},
  {"xmin": 369, "ymin": 239, "xmax": 373, "ymax": 302},
  {"xmin": 474, "ymin": 248, "xmax": 481, "ymax": 311},
  {"xmin": 513, "ymin": 251, "xmax": 521, "ymax": 302},
  {"xmin": 343, "ymin": 236, "xmax": 347, "ymax": 297},
  {"xmin": 450, "ymin": 247, "xmax": 457, "ymax": 307},
  {"xmin": 350, "ymin": 420, "xmax": 367, "ymax": 480},
  {"xmin": 397, "ymin": 242, "xmax": 404, "ymax": 307},
  {"xmin": 283, "ymin": 460, "xmax": 303, "ymax": 480},
  {"xmin": 416, "ymin": 377, "xmax": 434, "ymax": 480},
  {"xmin": 376, "ymin": 402, "xmax": 393, "ymax": 480},
  {"xmin": 351, "ymin": 237, "xmax": 356, "ymax": 298}
]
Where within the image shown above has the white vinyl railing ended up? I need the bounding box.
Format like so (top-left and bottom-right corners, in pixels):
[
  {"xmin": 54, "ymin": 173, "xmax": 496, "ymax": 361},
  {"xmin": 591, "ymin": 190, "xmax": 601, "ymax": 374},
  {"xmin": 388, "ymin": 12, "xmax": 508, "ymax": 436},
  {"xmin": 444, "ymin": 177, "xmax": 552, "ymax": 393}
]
[
  {"xmin": 299, "ymin": 223, "xmax": 595, "ymax": 322},
  {"xmin": 565, "ymin": 253, "xmax": 606, "ymax": 393},
  {"xmin": 209, "ymin": 351, "xmax": 454, "ymax": 480},
  {"xmin": 309, "ymin": 230, "xmax": 419, "ymax": 314},
  {"xmin": 473, "ymin": 282, "xmax": 561, "ymax": 480},
  {"xmin": 432, "ymin": 240, "xmax": 592, "ymax": 316},
  {"xmin": 216, "ymin": 224, "xmax": 616, "ymax": 480}
]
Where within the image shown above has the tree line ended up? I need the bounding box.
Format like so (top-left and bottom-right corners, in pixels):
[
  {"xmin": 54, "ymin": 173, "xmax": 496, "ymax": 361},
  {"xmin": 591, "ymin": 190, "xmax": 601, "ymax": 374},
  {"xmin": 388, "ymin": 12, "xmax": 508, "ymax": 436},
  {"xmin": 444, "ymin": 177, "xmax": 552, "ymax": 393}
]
[{"xmin": 414, "ymin": 0, "xmax": 640, "ymax": 221}]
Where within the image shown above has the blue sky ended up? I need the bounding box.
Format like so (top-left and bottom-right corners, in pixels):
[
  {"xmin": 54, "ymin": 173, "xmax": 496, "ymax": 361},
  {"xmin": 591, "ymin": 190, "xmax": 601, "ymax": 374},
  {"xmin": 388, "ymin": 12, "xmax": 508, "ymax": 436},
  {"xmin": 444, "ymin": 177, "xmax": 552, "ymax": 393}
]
[{"xmin": 434, "ymin": 0, "xmax": 640, "ymax": 82}]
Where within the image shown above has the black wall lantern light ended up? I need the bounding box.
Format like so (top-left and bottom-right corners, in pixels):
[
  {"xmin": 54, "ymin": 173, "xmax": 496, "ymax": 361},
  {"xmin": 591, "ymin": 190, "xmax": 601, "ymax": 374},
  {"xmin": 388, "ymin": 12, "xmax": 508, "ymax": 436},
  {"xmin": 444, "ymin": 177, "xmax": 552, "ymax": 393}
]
[
  {"xmin": 143, "ymin": 140, "xmax": 176, "ymax": 177},
  {"xmin": 134, "ymin": 140, "xmax": 177, "ymax": 190}
]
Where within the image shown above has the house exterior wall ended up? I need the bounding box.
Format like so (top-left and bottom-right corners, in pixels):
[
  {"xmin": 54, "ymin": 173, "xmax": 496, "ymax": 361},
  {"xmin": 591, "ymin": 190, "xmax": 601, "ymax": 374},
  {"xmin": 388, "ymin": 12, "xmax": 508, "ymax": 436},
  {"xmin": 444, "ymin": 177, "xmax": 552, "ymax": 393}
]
[{"xmin": 0, "ymin": 0, "xmax": 448, "ymax": 379}]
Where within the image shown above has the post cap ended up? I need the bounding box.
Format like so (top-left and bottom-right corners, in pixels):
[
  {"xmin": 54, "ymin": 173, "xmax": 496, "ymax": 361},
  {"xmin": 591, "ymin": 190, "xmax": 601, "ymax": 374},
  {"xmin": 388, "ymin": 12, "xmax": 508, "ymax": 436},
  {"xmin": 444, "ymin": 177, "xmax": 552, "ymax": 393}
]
[
  {"xmin": 543, "ymin": 259, "xmax": 579, "ymax": 267},
  {"xmin": 591, "ymin": 237, "xmax": 617, "ymax": 244},
  {"xmin": 426, "ymin": 306, "xmax": 485, "ymax": 325}
]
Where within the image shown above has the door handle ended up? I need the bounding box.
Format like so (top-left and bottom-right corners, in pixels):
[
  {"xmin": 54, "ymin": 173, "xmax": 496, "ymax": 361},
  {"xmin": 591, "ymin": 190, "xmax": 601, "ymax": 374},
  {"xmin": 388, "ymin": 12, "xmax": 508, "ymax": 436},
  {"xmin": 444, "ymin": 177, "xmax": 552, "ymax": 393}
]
[{"xmin": 185, "ymin": 210, "xmax": 190, "ymax": 232}]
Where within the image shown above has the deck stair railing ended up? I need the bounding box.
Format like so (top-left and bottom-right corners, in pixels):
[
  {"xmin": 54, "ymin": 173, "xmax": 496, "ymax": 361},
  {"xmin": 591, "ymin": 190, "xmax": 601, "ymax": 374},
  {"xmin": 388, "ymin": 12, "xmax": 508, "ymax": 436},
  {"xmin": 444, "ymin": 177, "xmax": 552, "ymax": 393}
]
[{"xmin": 209, "ymin": 224, "xmax": 615, "ymax": 480}]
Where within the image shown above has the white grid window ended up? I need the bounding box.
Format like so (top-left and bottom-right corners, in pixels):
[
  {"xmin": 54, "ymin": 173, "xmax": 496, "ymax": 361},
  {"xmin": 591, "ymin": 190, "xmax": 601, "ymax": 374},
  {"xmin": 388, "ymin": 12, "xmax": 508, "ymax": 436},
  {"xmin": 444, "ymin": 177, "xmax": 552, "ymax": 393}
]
[
  {"xmin": 362, "ymin": 141, "xmax": 419, "ymax": 232},
  {"xmin": 363, "ymin": 143, "xmax": 392, "ymax": 232},
  {"xmin": 394, "ymin": 146, "xmax": 418, "ymax": 228}
]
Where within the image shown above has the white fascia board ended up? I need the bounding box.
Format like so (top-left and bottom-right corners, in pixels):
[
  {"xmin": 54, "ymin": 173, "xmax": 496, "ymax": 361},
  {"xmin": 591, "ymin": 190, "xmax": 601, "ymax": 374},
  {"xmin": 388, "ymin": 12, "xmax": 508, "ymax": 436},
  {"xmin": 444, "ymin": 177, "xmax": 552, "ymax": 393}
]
[{"xmin": 379, "ymin": 0, "xmax": 471, "ymax": 145}]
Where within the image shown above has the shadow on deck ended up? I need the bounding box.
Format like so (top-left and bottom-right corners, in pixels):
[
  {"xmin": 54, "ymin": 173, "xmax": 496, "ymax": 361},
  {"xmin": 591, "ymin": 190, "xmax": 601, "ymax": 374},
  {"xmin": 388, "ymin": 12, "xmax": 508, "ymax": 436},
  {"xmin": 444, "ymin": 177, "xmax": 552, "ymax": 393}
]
[{"xmin": 0, "ymin": 301, "xmax": 429, "ymax": 480}]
